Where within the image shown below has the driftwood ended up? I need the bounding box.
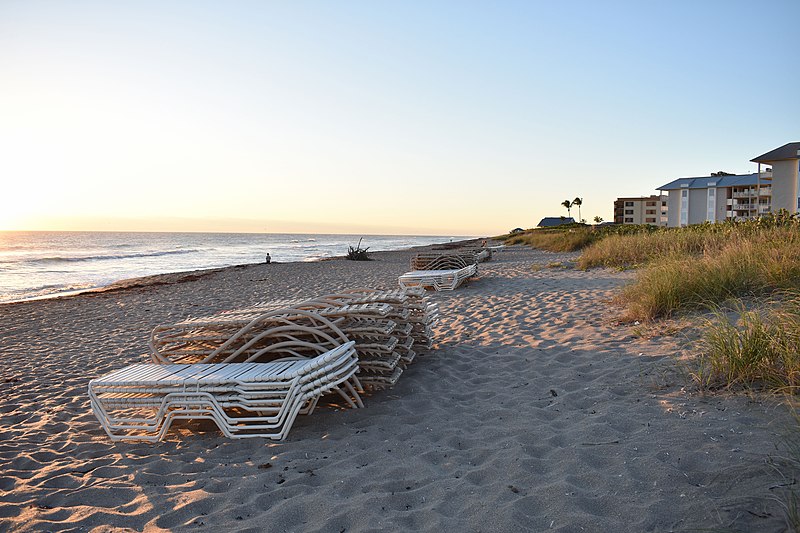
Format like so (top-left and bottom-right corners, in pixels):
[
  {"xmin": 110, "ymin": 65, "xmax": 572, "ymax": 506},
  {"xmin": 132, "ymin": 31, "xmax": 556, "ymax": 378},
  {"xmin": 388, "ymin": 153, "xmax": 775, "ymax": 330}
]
[{"xmin": 347, "ymin": 238, "xmax": 372, "ymax": 261}]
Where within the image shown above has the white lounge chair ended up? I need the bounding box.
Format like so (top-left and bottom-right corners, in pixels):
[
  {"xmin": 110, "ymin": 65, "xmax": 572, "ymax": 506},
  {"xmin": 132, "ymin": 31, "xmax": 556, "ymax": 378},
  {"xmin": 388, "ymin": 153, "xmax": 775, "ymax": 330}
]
[
  {"xmin": 89, "ymin": 341, "xmax": 358, "ymax": 442},
  {"xmin": 399, "ymin": 254, "xmax": 478, "ymax": 291}
]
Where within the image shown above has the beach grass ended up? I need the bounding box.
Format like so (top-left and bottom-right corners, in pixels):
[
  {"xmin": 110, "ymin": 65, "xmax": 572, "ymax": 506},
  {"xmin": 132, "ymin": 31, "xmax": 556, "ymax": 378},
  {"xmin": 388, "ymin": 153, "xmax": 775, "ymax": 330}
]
[
  {"xmin": 578, "ymin": 215, "xmax": 800, "ymax": 270},
  {"xmin": 499, "ymin": 223, "xmax": 655, "ymax": 253},
  {"xmin": 691, "ymin": 294, "xmax": 800, "ymax": 392},
  {"xmin": 500, "ymin": 225, "xmax": 597, "ymax": 252},
  {"xmin": 614, "ymin": 221, "xmax": 800, "ymax": 320},
  {"xmin": 577, "ymin": 228, "xmax": 727, "ymax": 269},
  {"xmin": 618, "ymin": 234, "xmax": 800, "ymax": 320}
]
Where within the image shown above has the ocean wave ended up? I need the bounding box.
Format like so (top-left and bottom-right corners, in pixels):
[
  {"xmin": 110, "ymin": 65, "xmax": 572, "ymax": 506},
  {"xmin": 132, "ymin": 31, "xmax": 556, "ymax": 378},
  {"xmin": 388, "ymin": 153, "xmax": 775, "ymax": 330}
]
[
  {"xmin": 6, "ymin": 249, "xmax": 201, "ymax": 266},
  {"xmin": 0, "ymin": 282, "xmax": 100, "ymax": 303}
]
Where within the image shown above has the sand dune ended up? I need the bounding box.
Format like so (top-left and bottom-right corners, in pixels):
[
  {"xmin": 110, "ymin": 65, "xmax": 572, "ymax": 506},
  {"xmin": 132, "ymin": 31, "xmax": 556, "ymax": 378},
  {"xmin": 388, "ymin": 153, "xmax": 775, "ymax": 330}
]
[{"xmin": 0, "ymin": 246, "xmax": 794, "ymax": 532}]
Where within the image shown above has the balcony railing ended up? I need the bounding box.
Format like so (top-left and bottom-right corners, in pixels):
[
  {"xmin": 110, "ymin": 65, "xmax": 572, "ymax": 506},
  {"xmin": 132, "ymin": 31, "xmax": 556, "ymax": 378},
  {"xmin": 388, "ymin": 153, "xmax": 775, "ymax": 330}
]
[{"xmin": 732, "ymin": 189, "xmax": 771, "ymax": 198}]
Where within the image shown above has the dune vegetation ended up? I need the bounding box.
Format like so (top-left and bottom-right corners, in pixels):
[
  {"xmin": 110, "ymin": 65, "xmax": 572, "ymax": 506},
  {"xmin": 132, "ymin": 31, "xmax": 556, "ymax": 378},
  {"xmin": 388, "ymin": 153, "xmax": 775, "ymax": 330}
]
[
  {"xmin": 694, "ymin": 294, "xmax": 800, "ymax": 393},
  {"xmin": 500, "ymin": 223, "xmax": 655, "ymax": 253},
  {"xmin": 500, "ymin": 213, "xmax": 800, "ymax": 319},
  {"xmin": 499, "ymin": 213, "xmax": 800, "ymax": 393}
]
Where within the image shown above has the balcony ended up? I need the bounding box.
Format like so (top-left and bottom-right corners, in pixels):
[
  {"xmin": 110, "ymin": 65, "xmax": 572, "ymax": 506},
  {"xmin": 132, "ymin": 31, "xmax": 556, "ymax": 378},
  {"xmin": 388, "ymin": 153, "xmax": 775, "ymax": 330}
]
[
  {"xmin": 727, "ymin": 198, "xmax": 756, "ymax": 206},
  {"xmin": 732, "ymin": 188, "xmax": 771, "ymax": 198}
]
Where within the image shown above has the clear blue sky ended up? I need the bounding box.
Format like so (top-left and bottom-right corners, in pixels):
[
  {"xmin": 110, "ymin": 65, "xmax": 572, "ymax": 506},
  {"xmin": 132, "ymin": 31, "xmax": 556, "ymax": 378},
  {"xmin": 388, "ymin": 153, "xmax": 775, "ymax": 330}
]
[{"xmin": 1, "ymin": 0, "xmax": 797, "ymax": 234}]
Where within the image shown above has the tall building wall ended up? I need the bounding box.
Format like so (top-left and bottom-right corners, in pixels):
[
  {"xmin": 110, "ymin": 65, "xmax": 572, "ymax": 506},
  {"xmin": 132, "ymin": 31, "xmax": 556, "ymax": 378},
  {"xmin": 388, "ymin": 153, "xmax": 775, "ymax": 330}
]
[
  {"xmin": 771, "ymin": 160, "xmax": 799, "ymax": 213},
  {"xmin": 667, "ymin": 192, "xmax": 681, "ymax": 227},
  {"xmin": 714, "ymin": 188, "xmax": 728, "ymax": 221},
  {"xmin": 687, "ymin": 189, "xmax": 707, "ymax": 225}
]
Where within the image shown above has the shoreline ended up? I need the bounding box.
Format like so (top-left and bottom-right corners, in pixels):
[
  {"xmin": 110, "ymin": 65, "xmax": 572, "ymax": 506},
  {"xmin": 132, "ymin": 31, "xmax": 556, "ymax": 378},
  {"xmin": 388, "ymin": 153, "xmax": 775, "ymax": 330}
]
[{"xmin": 1, "ymin": 237, "xmax": 486, "ymax": 306}]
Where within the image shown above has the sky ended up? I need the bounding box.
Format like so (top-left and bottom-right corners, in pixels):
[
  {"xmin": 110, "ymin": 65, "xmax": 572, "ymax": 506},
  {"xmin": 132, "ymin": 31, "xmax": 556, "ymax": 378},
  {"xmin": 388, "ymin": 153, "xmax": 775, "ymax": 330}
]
[{"xmin": 1, "ymin": 0, "xmax": 798, "ymax": 236}]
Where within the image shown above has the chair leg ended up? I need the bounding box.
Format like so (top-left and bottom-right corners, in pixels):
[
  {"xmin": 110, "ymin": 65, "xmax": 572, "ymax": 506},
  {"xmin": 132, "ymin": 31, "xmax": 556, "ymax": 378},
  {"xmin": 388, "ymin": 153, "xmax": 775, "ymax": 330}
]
[{"xmin": 343, "ymin": 379, "xmax": 364, "ymax": 408}]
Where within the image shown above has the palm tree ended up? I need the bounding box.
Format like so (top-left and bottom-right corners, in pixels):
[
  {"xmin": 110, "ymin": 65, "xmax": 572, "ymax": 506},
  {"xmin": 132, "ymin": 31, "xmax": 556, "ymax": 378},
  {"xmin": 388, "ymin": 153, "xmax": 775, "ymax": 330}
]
[
  {"xmin": 561, "ymin": 199, "xmax": 572, "ymax": 218},
  {"xmin": 593, "ymin": 215, "xmax": 603, "ymax": 224},
  {"xmin": 573, "ymin": 197, "xmax": 583, "ymax": 222}
]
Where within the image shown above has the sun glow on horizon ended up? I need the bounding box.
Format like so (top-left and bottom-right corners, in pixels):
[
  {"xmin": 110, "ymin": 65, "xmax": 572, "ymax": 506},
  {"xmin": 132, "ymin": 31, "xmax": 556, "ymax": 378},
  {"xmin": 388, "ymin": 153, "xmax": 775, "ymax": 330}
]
[{"xmin": 0, "ymin": 212, "xmax": 489, "ymax": 237}]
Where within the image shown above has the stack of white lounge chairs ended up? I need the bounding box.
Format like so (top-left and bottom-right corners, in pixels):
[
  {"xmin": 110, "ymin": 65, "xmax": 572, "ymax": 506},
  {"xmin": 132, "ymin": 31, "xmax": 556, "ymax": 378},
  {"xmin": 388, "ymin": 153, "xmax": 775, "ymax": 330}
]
[
  {"xmin": 429, "ymin": 246, "xmax": 494, "ymax": 263},
  {"xmin": 398, "ymin": 252, "xmax": 479, "ymax": 291},
  {"xmin": 89, "ymin": 341, "xmax": 358, "ymax": 442},
  {"xmin": 89, "ymin": 287, "xmax": 439, "ymax": 442},
  {"xmin": 302, "ymin": 288, "xmax": 439, "ymax": 388},
  {"xmin": 149, "ymin": 288, "xmax": 438, "ymax": 389}
]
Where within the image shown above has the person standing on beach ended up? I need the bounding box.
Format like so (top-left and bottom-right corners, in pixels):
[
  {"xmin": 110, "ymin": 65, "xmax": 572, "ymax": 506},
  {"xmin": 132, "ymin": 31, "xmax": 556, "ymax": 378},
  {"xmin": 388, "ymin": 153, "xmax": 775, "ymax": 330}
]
[{"xmin": 265, "ymin": 253, "xmax": 271, "ymax": 264}]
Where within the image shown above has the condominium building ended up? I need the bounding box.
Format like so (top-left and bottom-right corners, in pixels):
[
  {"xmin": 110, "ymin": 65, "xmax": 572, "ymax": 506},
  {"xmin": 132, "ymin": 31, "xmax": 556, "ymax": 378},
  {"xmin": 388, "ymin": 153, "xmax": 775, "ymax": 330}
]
[
  {"xmin": 613, "ymin": 195, "xmax": 668, "ymax": 226},
  {"xmin": 657, "ymin": 172, "xmax": 773, "ymax": 227},
  {"xmin": 656, "ymin": 142, "xmax": 799, "ymax": 228}
]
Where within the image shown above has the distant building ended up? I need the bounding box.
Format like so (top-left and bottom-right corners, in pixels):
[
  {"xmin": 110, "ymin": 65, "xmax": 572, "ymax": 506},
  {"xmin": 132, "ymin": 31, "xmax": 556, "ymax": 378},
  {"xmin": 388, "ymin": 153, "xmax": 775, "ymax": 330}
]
[
  {"xmin": 509, "ymin": 228, "xmax": 524, "ymax": 234},
  {"xmin": 657, "ymin": 172, "xmax": 772, "ymax": 227},
  {"xmin": 652, "ymin": 142, "xmax": 799, "ymax": 228},
  {"xmin": 613, "ymin": 195, "xmax": 667, "ymax": 226},
  {"xmin": 537, "ymin": 217, "xmax": 575, "ymax": 228}
]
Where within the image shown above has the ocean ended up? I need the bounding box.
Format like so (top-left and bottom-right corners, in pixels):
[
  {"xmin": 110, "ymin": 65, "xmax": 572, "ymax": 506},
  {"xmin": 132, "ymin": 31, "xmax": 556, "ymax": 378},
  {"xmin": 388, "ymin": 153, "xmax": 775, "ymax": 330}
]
[{"xmin": 0, "ymin": 231, "xmax": 470, "ymax": 304}]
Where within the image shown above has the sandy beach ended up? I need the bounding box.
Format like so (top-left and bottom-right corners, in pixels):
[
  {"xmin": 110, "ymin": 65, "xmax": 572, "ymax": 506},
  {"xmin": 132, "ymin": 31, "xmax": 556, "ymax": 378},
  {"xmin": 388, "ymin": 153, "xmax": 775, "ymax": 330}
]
[{"xmin": 0, "ymin": 245, "xmax": 794, "ymax": 532}]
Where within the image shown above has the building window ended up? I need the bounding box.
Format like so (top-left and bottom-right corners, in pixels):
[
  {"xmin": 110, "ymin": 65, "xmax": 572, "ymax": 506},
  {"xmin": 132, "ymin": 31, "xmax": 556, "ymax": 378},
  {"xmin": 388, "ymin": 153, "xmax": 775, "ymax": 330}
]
[
  {"xmin": 646, "ymin": 201, "xmax": 656, "ymax": 206},
  {"xmin": 624, "ymin": 209, "xmax": 633, "ymax": 215},
  {"xmin": 646, "ymin": 218, "xmax": 656, "ymax": 223},
  {"xmin": 624, "ymin": 201, "xmax": 634, "ymax": 207},
  {"xmin": 645, "ymin": 209, "xmax": 656, "ymax": 215},
  {"xmin": 624, "ymin": 218, "xmax": 633, "ymax": 223}
]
